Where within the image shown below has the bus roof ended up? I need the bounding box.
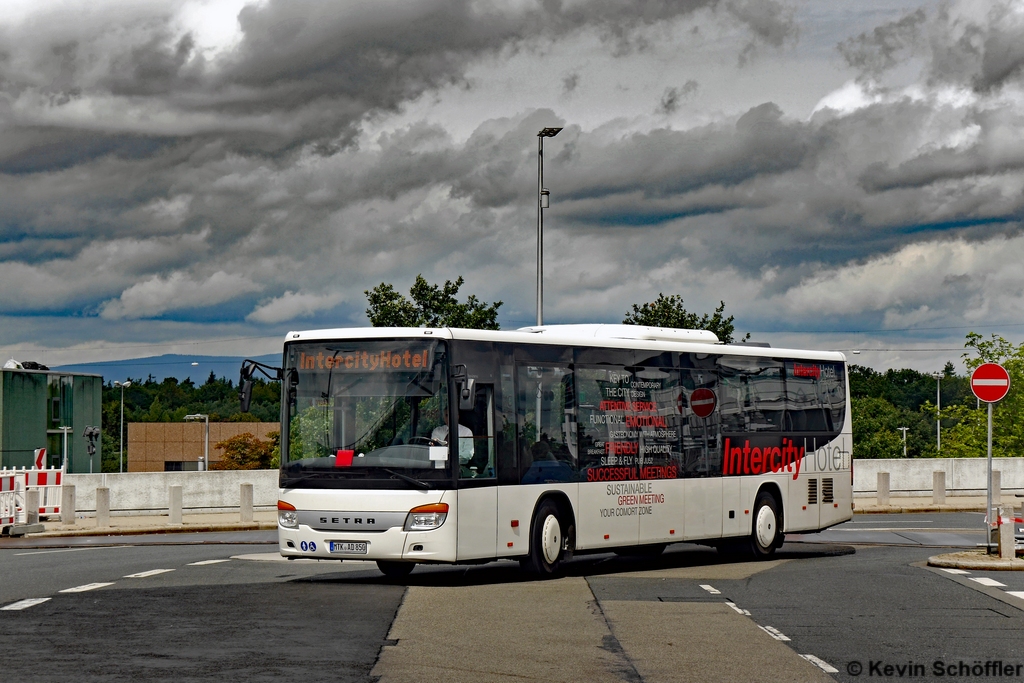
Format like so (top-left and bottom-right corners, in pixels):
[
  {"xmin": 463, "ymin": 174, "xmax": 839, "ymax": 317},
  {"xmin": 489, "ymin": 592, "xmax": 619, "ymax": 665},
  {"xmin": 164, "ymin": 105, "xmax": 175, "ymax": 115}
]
[{"xmin": 283, "ymin": 325, "xmax": 847, "ymax": 363}]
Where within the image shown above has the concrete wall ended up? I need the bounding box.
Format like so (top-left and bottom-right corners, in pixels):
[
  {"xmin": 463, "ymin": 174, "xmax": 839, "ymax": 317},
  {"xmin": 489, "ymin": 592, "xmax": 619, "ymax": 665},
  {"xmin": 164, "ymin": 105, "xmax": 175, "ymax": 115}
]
[
  {"xmin": 854, "ymin": 458, "xmax": 1024, "ymax": 497},
  {"xmin": 66, "ymin": 469, "xmax": 279, "ymax": 515}
]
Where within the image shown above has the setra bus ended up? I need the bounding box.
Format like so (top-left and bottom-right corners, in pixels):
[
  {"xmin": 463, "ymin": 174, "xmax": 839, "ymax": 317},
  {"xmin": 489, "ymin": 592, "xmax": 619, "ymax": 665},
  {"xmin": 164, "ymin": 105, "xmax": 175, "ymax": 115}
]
[{"xmin": 241, "ymin": 324, "xmax": 852, "ymax": 577}]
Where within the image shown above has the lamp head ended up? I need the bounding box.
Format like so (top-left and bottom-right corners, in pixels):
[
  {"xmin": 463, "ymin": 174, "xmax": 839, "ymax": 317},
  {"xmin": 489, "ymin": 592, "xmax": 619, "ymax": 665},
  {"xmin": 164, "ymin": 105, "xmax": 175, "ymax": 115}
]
[{"xmin": 538, "ymin": 127, "xmax": 563, "ymax": 138}]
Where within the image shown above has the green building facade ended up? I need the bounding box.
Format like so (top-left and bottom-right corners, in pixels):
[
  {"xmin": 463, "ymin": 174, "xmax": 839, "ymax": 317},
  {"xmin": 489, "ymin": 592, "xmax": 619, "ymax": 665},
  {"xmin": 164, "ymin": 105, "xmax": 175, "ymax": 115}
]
[{"xmin": 0, "ymin": 369, "xmax": 102, "ymax": 473}]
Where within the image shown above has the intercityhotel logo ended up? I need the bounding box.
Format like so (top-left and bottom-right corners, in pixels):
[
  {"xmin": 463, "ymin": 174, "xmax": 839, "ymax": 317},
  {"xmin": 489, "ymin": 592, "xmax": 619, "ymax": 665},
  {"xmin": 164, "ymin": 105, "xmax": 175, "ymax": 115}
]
[{"xmin": 296, "ymin": 348, "xmax": 432, "ymax": 372}]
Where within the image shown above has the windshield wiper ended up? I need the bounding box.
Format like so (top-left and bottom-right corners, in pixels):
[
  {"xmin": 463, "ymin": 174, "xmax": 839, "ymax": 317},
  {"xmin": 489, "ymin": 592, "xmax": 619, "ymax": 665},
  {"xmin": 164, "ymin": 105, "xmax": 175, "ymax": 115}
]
[{"xmin": 382, "ymin": 468, "xmax": 430, "ymax": 490}]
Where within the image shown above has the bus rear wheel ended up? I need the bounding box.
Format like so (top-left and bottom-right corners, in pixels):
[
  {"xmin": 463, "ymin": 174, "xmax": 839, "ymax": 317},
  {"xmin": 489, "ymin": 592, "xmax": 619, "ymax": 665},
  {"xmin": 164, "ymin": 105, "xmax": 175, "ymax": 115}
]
[
  {"xmin": 377, "ymin": 560, "xmax": 415, "ymax": 579},
  {"xmin": 521, "ymin": 499, "xmax": 569, "ymax": 576},
  {"xmin": 750, "ymin": 491, "xmax": 781, "ymax": 558}
]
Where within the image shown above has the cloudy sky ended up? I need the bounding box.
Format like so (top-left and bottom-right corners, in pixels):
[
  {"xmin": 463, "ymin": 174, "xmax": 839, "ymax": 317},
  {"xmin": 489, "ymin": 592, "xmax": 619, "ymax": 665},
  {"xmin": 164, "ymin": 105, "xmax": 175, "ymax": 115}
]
[{"xmin": 2, "ymin": 0, "xmax": 1022, "ymax": 374}]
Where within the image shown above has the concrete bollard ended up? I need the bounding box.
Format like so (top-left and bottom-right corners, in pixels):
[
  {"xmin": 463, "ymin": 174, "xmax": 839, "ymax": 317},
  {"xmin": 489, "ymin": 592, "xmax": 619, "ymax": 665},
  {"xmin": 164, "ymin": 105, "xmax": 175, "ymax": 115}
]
[
  {"xmin": 240, "ymin": 483, "xmax": 253, "ymax": 523},
  {"xmin": 993, "ymin": 470, "xmax": 1001, "ymax": 504},
  {"xmin": 932, "ymin": 471, "xmax": 946, "ymax": 505},
  {"xmin": 999, "ymin": 506, "xmax": 1015, "ymax": 560},
  {"xmin": 169, "ymin": 485, "xmax": 182, "ymax": 525},
  {"xmin": 96, "ymin": 487, "xmax": 110, "ymax": 528},
  {"xmin": 61, "ymin": 484, "xmax": 76, "ymax": 525},
  {"xmin": 877, "ymin": 472, "xmax": 890, "ymax": 506},
  {"xmin": 26, "ymin": 489, "xmax": 39, "ymax": 525}
]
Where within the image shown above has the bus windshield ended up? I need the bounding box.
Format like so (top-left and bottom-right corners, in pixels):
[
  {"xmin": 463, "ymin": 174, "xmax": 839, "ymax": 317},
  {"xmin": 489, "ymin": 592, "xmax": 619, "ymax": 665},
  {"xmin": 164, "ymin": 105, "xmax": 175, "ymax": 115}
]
[{"xmin": 281, "ymin": 340, "xmax": 451, "ymax": 488}]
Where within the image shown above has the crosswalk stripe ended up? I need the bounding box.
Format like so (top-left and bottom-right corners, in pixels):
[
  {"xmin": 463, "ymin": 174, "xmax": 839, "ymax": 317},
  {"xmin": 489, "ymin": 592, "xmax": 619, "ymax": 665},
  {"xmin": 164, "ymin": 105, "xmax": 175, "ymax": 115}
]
[
  {"xmin": 59, "ymin": 582, "xmax": 114, "ymax": 593},
  {"xmin": 1, "ymin": 598, "xmax": 51, "ymax": 611}
]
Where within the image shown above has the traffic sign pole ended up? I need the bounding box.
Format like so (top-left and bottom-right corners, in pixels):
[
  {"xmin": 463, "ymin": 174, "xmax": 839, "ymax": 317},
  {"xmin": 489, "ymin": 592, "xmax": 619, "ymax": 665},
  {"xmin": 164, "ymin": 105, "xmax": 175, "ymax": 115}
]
[
  {"xmin": 970, "ymin": 363, "xmax": 1010, "ymax": 550},
  {"xmin": 987, "ymin": 401, "xmax": 993, "ymax": 546}
]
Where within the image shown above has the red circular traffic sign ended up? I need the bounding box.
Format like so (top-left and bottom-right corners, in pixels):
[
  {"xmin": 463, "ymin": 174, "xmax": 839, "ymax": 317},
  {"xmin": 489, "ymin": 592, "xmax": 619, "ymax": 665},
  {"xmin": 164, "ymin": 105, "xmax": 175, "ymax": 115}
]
[
  {"xmin": 690, "ymin": 388, "xmax": 717, "ymax": 418},
  {"xmin": 971, "ymin": 363, "xmax": 1011, "ymax": 403}
]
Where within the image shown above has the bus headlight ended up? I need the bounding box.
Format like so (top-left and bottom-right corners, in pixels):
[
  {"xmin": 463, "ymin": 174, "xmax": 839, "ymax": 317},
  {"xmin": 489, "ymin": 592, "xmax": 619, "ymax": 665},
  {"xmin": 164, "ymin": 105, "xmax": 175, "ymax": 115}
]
[
  {"xmin": 403, "ymin": 503, "xmax": 448, "ymax": 531},
  {"xmin": 278, "ymin": 500, "xmax": 298, "ymax": 528}
]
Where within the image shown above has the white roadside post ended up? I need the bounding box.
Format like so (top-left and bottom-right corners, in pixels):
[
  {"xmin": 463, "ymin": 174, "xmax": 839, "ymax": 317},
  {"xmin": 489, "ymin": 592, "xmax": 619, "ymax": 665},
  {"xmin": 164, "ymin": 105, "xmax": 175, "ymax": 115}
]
[
  {"xmin": 184, "ymin": 414, "xmax": 209, "ymax": 471},
  {"xmin": 970, "ymin": 363, "xmax": 1011, "ymax": 553}
]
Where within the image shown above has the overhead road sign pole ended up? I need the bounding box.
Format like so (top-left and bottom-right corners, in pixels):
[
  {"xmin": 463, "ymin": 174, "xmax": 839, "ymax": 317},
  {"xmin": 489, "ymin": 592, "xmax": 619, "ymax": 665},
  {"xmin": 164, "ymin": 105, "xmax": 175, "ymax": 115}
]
[{"xmin": 970, "ymin": 363, "xmax": 1010, "ymax": 548}]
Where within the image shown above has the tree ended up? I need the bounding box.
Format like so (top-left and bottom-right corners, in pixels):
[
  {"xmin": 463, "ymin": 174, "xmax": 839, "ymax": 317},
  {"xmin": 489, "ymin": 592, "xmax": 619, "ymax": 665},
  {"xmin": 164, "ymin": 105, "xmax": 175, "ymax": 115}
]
[
  {"xmin": 365, "ymin": 275, "xmax": 502, "ymax": 329},
  {"xmin": 211, "ymin": 431, "xmax": 280, "ymax": 470},
  {"xmin": 623, "ymin": 294, "xmax": 749, "ymax": 344}
]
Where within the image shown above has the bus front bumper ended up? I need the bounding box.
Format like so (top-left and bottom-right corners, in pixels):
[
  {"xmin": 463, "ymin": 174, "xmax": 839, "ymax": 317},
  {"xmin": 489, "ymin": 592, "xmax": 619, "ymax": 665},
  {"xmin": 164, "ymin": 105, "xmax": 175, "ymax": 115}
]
[{"xmin": 278, "ymin": 516, "xmax": 457, "ymax": 563}]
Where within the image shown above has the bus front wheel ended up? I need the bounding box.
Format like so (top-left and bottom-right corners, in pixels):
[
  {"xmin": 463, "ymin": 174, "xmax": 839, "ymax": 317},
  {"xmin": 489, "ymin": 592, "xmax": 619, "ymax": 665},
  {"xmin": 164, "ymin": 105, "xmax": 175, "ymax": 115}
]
[
  {"xmin": 377, "ymin": 560, "xmax": 415, "ymax": 579},
  {"xmin": 750, "ymin": 492, "xmax": 781, "ymax": 558},
  {"xmin": 521, "ymin": 499, "xmax": 568, "ymax": 576}
]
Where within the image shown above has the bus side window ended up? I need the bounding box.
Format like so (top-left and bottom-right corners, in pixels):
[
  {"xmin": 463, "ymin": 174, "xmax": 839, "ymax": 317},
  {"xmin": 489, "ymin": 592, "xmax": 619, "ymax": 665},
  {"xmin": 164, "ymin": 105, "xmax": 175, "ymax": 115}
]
[{"xmin": 517, "ymin": 364, "xmax": 577, "ymax": 484}]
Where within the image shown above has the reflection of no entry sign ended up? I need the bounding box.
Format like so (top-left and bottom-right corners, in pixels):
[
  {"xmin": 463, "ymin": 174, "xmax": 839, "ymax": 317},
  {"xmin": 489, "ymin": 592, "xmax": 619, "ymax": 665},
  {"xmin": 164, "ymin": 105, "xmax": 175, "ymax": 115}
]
[
  {"xmin": 971, "ymin": 363, "xmax": 1010, "ymax": 403},
  {"xmin": 690, "ymin": 388, "xmax": 717, "ymax": 418}
]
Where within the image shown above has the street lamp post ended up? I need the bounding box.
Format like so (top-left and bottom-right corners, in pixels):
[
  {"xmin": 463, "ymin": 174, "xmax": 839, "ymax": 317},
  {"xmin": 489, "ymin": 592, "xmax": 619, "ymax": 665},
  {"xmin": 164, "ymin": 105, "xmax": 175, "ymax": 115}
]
[
  {"xmin": 184, "ymin": 414, "xmax": 209, "ymax": 471},
  {"xmin": 897, "ymin": 426, "xmax": 909, "ymax": 458},
  {"xmin": 114, "ymin": 380, "xmax": 132, "ymax": 473},
  {"xmin": 536, "ymin": 126, "xmax": 562, "ymax": 326},
  {"xmin": 932, "ymin": 372, "xmax": 942, "ymax": 453}
]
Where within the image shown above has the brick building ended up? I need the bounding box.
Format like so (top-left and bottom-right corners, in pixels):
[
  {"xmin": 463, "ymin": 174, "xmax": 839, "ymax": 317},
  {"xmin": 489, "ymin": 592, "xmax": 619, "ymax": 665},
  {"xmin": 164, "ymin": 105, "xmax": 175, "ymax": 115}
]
[{"xmin": 127, "ymin": 422, "xmax": 279, "ymax": 472}]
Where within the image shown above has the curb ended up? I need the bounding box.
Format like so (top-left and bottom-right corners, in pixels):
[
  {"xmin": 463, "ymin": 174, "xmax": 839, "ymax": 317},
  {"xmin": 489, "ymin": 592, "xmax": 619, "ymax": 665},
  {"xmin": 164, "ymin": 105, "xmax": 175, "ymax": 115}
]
[
  {"xmin": 20, "ymin": 522, "xmax": 278, "ymax": 538},
  {"xmin": 856, "ymin": 505, "xmax": 988, "ymax": 514},
  {"xmin": 928, "ymin": 552, "xmax": 1024, "ymax": 571}
]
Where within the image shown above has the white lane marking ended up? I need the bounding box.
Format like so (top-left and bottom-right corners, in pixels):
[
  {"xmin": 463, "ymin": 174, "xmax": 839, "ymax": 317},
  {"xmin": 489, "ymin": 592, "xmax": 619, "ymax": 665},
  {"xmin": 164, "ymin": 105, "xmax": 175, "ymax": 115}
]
[
  {"xmin": 849, "ymin": 520, "xmax": 933, "ymax": 524},
  {"xmin": 1006, "ymin": 592, "xmax": 1024, "ymax": 600},
  {"xmin": 188, "ymin": 559, "xmax": 231, "ymax": 566},
  {"xmin": 759, "ymin": 625, "xmax": 791, "ymax": 641},
  {"xmin": 123, "ymin": 569, "xmax": 175, "ymax": 579},
  {"xmin": 939, "ymin": 568, "xmax": 970, "ymax": 575},
  {"xmin": 15, "ymin": 546, "xmax": 130, "ymax": 556},
  {"xmin": 59, "ymin": 582, "xmax": 115, "ymax": 593},
  {"xmin": 970, "ymin": 577, "xmax": 1006, "ymax": 587},
  {"xmin": 699, "ymin": 584, "xmax": 721, "ymax": 595},
  {"xmin": 800, "ymin": 654, "xmax": 839, "ymax": 673},
  {"xmin": 1, "ymin": 598, "xmax": 51, "ymax": 611},
  {"xmin": 725, "ymin": 602, "xmax": 751, "ymax": 615}
]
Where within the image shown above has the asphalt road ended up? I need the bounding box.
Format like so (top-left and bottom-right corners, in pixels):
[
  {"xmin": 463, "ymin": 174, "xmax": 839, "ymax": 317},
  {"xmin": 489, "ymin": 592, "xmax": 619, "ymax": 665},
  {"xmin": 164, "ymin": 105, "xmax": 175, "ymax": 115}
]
[{"xmin": 2, "ymin": 513, "xmax": 1022, "ymax": 682}]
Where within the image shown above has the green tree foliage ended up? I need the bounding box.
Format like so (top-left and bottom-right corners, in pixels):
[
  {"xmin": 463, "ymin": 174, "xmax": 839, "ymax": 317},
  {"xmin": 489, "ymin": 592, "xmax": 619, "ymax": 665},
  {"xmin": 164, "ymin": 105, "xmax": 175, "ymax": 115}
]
[
  {"xmin": 622, "ymin": 294, "xmax": 749, "ymax": 344},
  {"xmin": 851, "ymin": 396, "xmax": 917, "ymax": 459},
  {"xmin": 211, "ymin": 431, "xmax": 280, "ymax": 470},
  {"xmin": 100, "ymin": 371, "xmax": 281, "ymax": 472},
  {"xmin": 365, "ymin": 275, "xmax": 502, "ymax": 329},
  {"xmin": 930, "ymin": 333, "xmax": 1024, "ymax": 458}
]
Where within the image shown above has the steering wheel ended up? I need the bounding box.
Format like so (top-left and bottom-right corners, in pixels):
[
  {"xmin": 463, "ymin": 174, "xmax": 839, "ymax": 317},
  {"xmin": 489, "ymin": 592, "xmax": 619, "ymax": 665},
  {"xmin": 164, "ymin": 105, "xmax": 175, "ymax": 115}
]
[{"xmin": 408, "ymin": 436, "xmax": 443, "ymax": 446}]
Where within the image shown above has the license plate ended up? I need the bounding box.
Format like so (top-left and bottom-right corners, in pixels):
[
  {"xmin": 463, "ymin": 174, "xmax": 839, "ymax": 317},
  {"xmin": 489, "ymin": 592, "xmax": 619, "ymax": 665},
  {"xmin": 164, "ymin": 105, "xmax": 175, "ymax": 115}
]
[{"xmin": 330, "ymin": 541, "xmax": 367, "ymax": 554}]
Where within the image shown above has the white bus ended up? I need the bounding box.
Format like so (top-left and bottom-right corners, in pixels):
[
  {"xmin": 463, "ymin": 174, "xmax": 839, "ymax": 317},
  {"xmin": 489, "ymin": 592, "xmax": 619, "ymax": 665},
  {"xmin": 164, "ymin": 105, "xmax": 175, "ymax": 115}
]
[{"xmin": 245, "ymin": 324, "xmax": 852, "ymax": 577}]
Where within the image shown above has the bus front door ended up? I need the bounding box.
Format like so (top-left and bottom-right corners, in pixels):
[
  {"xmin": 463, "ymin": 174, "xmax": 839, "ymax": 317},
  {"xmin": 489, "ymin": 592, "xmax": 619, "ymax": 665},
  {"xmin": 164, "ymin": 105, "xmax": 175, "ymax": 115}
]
[{"xmin": 456, "ymin": 384, "xmax": 498, "ymax": 561}]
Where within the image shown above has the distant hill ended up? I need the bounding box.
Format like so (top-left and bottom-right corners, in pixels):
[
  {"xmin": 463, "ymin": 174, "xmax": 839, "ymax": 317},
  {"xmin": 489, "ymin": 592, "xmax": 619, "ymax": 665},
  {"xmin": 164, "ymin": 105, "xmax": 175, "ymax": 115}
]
[{"xmin": 54, "ymin": 353, "xmax": 280, "ymax": 385}]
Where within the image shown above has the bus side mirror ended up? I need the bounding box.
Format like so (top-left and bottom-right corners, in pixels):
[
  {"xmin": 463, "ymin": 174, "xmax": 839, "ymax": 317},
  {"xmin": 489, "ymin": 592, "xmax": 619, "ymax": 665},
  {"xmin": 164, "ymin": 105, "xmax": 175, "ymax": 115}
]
[
  {"xmin": 239, "ymin": 379, "xmax": 253, "ymax": 413},
  {"xmin": 459, "ymin": 378, "xmax": 475, "ymax": 411}
]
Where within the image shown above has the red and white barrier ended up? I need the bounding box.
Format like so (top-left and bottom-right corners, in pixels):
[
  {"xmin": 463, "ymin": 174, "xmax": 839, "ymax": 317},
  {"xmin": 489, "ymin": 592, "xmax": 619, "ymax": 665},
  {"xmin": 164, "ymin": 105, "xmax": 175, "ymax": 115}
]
[
  {"xmin": 0, "ymin": 466, "xmax": 63, "ymax": 523},
  {"xmin": 0, "ymin": 472, "xmax": 16, "ymax": 527}
]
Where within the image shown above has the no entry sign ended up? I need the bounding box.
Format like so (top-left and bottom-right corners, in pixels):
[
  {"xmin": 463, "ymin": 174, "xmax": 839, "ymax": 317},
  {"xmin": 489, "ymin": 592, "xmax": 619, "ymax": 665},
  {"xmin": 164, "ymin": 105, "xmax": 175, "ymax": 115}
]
[
  {"xmin": 690, "ymin": 388, "xmax": 717, "ymax": 418},
  {"xmin": 971, "ymin": 363, "xmax": 1010, "ymax": 403}
]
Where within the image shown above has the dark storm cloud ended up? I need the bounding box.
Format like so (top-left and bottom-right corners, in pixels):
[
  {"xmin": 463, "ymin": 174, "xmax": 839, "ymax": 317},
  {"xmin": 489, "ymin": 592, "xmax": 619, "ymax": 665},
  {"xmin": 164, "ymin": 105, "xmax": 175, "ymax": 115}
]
[{"xmin": 838, "ymin": 9, "xmax": 926, "ymax": 79}]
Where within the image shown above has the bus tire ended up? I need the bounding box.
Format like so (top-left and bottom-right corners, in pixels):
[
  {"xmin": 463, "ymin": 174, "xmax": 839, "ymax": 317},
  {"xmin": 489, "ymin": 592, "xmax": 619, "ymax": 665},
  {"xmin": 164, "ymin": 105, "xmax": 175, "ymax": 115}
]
[
  {"xmin": 377, "ymin": 560, "xmax": 415, "ymax": 579},
  {"xmin": 521, "ymin": 499, "xmax": 567, "ymax": 576},
  {"xmin": 750, "ymin": 491, "xmax": 780, "ymax": 558}
]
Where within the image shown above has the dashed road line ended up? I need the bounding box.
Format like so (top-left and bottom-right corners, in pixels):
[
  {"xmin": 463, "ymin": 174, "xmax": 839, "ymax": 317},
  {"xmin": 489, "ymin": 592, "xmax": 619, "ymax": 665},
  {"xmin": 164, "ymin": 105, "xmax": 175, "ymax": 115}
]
[
  {"xmin": 59, "ymin": 582, "xmax": 115, "ymax": 593},
  {"xmin": 938, "ymin": 568, "xmax": 970, "ymax": 575},
  {"xmin": 1006, "ymin": 591, "xmax": 1024, "ymax": 600},
  {"xmin": 800, "ymin": 654, "xmax": 839, "ymax": 673},
  {"xmin": 725, "ymin": 601, "xmax": 751, "ymax": 615},
  {"xmin": 970, "ymin": 577, "xmax": 1006, "ymax": 587},
  {"xmin": 188, "ymin": 559, "xmax": 231, "ymax": 566},
  {"xmin": 758, "ymin": 625, "xmax": 791, "ymax": 641},
  {"xmin": 124, "ymin": 569, "xmax": 175, "ymax": 579},
  {"xmin": 699, "ymin": 584, "xmax": 720, "ymax": 595},
  {"xmin": 1, "ymin": 598, "xmax": 51, "ymax": 611}
]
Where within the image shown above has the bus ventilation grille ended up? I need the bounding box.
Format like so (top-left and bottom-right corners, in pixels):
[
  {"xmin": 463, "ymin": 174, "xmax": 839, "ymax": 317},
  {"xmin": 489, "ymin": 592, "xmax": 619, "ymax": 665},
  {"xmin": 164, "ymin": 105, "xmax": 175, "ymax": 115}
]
[
  {"xmin": 822, "ymin": 478, "xmax": 834, "ymax": 504},
  {"xmin": 808, "ymin": 478, "xmax": 818, "ymax": 505}
]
